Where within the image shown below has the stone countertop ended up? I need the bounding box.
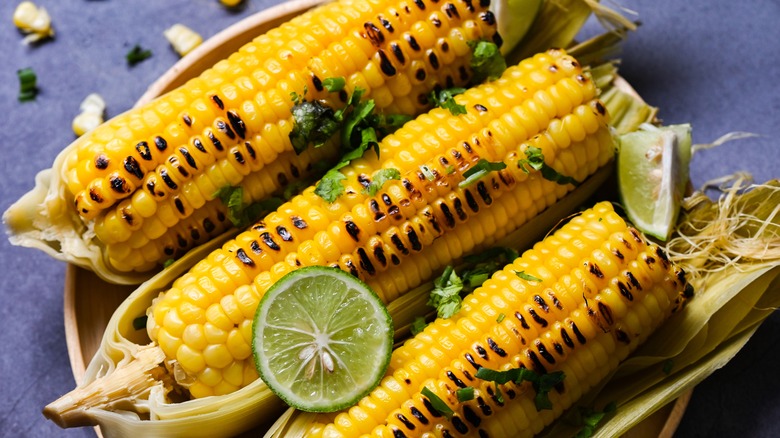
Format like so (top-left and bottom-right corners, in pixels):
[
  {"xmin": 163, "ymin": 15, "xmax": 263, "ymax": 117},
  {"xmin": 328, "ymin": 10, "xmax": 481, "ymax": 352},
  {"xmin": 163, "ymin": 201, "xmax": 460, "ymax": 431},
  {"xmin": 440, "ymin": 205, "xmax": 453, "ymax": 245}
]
[{"xmin": 0, "ymin": 0, "xmax": 778, "ymax": 436}]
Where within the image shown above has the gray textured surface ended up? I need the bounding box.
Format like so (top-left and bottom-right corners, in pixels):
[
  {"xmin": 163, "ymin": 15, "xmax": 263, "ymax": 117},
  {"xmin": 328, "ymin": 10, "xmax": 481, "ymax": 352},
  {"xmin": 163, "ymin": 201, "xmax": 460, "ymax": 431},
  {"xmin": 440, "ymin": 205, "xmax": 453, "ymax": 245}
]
[{"xmin": 0, "ymin": 0, "xmax": 778, "ymax": 437}]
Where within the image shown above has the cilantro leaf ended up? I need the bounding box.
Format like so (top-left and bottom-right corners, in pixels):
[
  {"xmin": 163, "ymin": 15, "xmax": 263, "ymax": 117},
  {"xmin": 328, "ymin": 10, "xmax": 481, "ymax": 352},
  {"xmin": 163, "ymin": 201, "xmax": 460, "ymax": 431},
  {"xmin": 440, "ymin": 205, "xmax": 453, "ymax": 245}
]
[
  {"xmin": 575, "ymin": 402, "xmax": 617, "ymax": 438},
  {"xmin": 163, "ymin": 258, "xmax": 175, "ymax": 268},
  {"xmin": 475, "ymin": 366, "xmax": 565, "ymax": 411},
  {"xmin": 421, "ymin": 387, "xmax": 454, "ymax": 419},
  {"xmin": 427, "ymin": 266, "xmax": 464, "ymax": 318},
  {"xmin": 410, "ymin": 316, "xmax": 427, "ymax": 336},
  {"xmin": 322, "ymin": 76, "xmax": 346, "ymax": 92},
  {"xmin": 518, "ymin": 146, "xmax": 580, "ymax": 186},
  {"xmin": 214, "ymin": 185, "xmax": 279, "ymax": 228},
  {"xmin": 17, "ymin": 68, "xmax": 38, "ymax": 102},
  {"xmin": 469, "ymin": 40, "xmax": 507, "ymax": 83},
  {"xmin": 341, "ymin": 98, "xmax": 376, "ymax": 150},
  {"xmin": 459, "ymin": 158, "xmax": 507, "ymax": 188},
  {"xmin": 515, "ymin": 270, "xmax": 542, "ymax": 282},
  {"xmin": 126, "ymin": 45, "xmax": 152, "ymax": 66},
  {"xmin": 289, "ymin": 100, "xmax": 340, "ymax": 154},
  {"xmin": 363, "ymin": 168, "xmax": 401, "ymax": 196},
  {"xmin": 429, "ymin": 87, "xmax": 467, "ymax": 115},
  {"xmin": 314, "ymin": 169, "xmax": 347, "ymax": 203}
]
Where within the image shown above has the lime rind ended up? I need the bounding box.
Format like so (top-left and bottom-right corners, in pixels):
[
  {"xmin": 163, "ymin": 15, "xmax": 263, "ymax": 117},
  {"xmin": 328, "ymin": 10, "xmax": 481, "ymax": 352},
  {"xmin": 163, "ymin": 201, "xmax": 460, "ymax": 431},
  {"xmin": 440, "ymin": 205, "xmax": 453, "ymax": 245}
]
[
  {"xmin": 618, "ymin": 124, "xmax": 692, "ymax": 241},
  {"xmin": 253, "ymin": 266, "xmax": 393, "ymax": 412}
]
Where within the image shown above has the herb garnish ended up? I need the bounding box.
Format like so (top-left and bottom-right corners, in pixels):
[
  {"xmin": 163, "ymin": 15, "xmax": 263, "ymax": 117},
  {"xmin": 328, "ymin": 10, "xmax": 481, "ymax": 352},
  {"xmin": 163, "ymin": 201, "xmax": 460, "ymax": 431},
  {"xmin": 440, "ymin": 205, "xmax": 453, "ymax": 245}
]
[
  {"xmin": 17, "ymin": 67, "xmax": 38, "ymax": 101},
  {"xmin": 126, "ymin": 45, "xmax": 152, "ymax": 66},
  {"xmin": 459, "ymin": 158, "xmax": 507, "ymax": 188},
  {"xmin": 469, "ymin": 40, "xmax": 507, "ymax": 83},
  {"xmin": 574, "ymin": 402, "xmax": 617, "ymax": 438},
  {"xmin": 475, "ymin": 367, "xmax": 565, "ymax": 410},
  {"xmin": 518, "ymin": 146, "xmax": 580, "ymax": 186},
  {"xmin": 363, "ymin": 168, "xmax": 401, "ymax": 196},
  {"xmin": 515, "ymin": 270, "xmax": 542, "ymax": 282},
  {"xmin": 214, "ymin": 185, "xmax": 282, "ymax": 228},
  {"xmin": 429, "ymin": 87, "xmax": 467, "ymax": 115},
  {"xmin": 421, "ymin": 387, "xmax": 454, "ymax": 419}
]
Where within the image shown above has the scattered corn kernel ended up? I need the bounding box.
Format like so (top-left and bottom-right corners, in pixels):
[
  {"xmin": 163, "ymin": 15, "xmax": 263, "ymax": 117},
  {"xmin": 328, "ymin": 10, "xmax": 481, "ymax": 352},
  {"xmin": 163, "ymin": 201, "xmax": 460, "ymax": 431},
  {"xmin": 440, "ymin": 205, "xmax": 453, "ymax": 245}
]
[
  {"xmin": 13, "ymin": 1, "xmax": 54, "ymax": 44},
  {"xmin": 72, "ymin": 94, "xmax": 106, "ymax": 137},
  {"xmin": 163, "ymin": 24, "xmax": 202, "ymax": 57},
  {"xmin": 219, "ymin": 0, "xmax": 243, "ymax": 7}
]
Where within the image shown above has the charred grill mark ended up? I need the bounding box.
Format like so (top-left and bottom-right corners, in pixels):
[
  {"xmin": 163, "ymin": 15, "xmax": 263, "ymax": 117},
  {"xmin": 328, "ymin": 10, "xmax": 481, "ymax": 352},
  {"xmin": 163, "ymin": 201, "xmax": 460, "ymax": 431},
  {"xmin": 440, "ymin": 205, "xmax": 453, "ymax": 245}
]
[
  {"xmin": 226, "ymin": 111, "xmax": 246, "ymax": 139},
  {"xmin": 476, "ymin": 181, "xmax": 492, "ymax": 204},
  {"xmin": 527, "ymin": 350, "xmax": 547, "ymax": 373},
  {"xmin": 357, "ymin": 248, "xmax": 376, "ymax": 275},
  {"xmin": 378, "ymin": 49, "xmax": 397, "ymax": 76},
  {"xmin": 135, "ymin": 141, "xmax": 152, "ymax": 160},
  {"xmin": 462, "ymin": 0, "xmax": 475, "ymax": 12},
  {"xmin": 458, "ymin": 65, "xmax": 469, "ymax": 81},
  {"xmin": 392, "ymin": 428, "xmax": 407, "ymax": 438},
  {"xmin": 177, "ymin": 234, "xmax": 188, "ymax": 248},
  {"xmin": 464, "ymin": 189, "xmax": 479, "ymax": 212},
  {"xmin": 463, "ymin": 406, "xmax": 482, "ymax": 427},
  {"xmin": 95, "ymin": 154, "xmax": 109, "ymax": 169},
  {"xmin": 370, "ymin": 199, "xmax": 385, "ymax": 221},
  {"xmin": 169, "ymin": 156, "xmax": 189, "ymax": 177},
  {"xmin": 415, "ymin": 68, "xmax": 426, "ymax": 81},
  {"xmin": 206, "ymin": 130, "xmax": 223, "ymax": 151},
  {"xmin": 291, "ymin": 216, "xmax": 307, "ymax": 229},
  {"xmin": 391, "ymin": 254, "xmax": 401, "ymax": 265},
  {"xmin": 154, "ymin": 135, "xmax": 168, "ymax": 151},
  {"xmin": 475, "ymin": 344, "xmax": 489, "ymax": 360},
  {"xmin": 617, "ymin": 281, "xmax": 634, "ymax": 301},
  {"xmin": 110, "ymin": 174, "xmax": 132, "ymax": 193},
  {"xmin": 655, "ymin": 245, "xmax": 671, "ymax": 266},
  {"xmin": 123, "ymin": 156, "xmax": 144, "ymax": 179},
  {"xmin": 595, "ymin": 100, "xmax": 607, "ymax": 116},
  {"xmin": 616, "ymin": 329, "xmax": 630, "ymax": 344},
  {"xmin": 89, "ymin": 188, "xmax": 103, "ymax": 203},
  {"xmin": 629, "ymin": 228, "xmax": 644, "ymax": 244},
  {"xmin": 588, "ymin": 261, "xmax": 604, "ymax": 279},
  {"xmin": 446, "ymin": 370, "xmax": 466, "ymax": 388},
  {"xmin": 182, "ymin": 113, "xmax": 193, "ymax": 127},
  {"xmin": 164, "ymin": 246, "xmax": 174, "ymax": 256},
  {"xmin": 249, "ymin": 240, "xmax": 262, "ymax": 254},
  {"xmin": 422, "ymin": 397, "xmax": 443, "ymax": 418},
  {"xmin": 210, "ymin": 94, "xmax": 224, "ymax": 110},
  {"xmin": 476, "ymin": 396, "xmax": 492, "ymax": 416},
  {"xmin": 465, "ymin": 352, "xmax": 481, "ymax": 370},
  {"xmin": 474, "ymin": 103, "xmax": 487, "ymax": 113},
  {"xmin": 246, "ymin": 142, "xmax": 256, "ymax": 160},
  {"xmin": 552, "ymin": 341, "xmax": 564, "ymax": 356},
  {"xmin": 571, "ymin": 321, "xmax": 586, "ymax": 344},
  {"xmin": 443, "ymin": 2, "xmax": 459, "ymax": 18},
  {"xmin": 277, "ymin": 172, "xmax": 289, "ymax": 186},
  {"xmin": 174, "ymin": 197, "xmax": 185, "ymax": 214},
  {"xmin": 276, "ymin": 226, "xmax": 292, "ymax": 242},
  {"xmin": 487, "ymin": 338, "xmax": 507, "ymax": 357},
  {"xmin": 391, "ymin": 233, "xmax": 409, "ymax": 255},
  {"xmin": 479, "ymin": 10, "xmax": 495, "ymax": 25},
  {"xmin": 344, "ymin": 258, "xmax": 359, "ymax": 277},
  {"xmin": 625, "ymin": 271, "xmax": 642, "ymax": 290},
  {"xmin": 534, "ymin": 295, "xmax": 550, "ymax": 312},
  {"xmin": 357, "ymin": 173, "xmax": 371, "ymax": 189},
  {"xmin": 527, "ymin": 308, "xmax": 548, "ymax": 327},
  {"xmin": 453, "ymin": 198, "xmax": 467, "ymax": 220},
  {"xmin": 179, "ymin": 147, "xmax": 197, "ymax": 169},
  {"xmin": 407, "ymin": 226, "xmax": 422, "ymax": 251},
  {"xmin": 260, "ymin": 232, "xmax": 281, "ymax": 251},
  {"xmin": 410, "ymin": 406, "xmax": 429, "ymax": 425},
  {"xmin": 373, "ymin": 244, "xmax": 388, "ymax": 266},
  {"xmin": 216, "ymin": 119, "xmax": 236, "ymax": 140},
  {"xmin": 203, "ymin": 218, "xmax": 215, "ymax": 233},
  {"xmin": 378, "ymin": 15, "xmax": 394, "ymax": 32},
  {"xmin": 345, "ymin": 220, "xmax": 361, "ymax": 242},
  {"xmin": 236, "ymin": 248, "xmax": 254, "ymax": 266},
  {"xmin": 414, "ymin": 0, "xmax": 426, "ymax": 9},
  {"xmin": 430, "ymin": 14, "xmax": 442, "ymax": 27},
  {"xmin": 405, "ymin": 34, "xmax": 421, "ymax": 51},
  {"xmin": 598, "ymin": 301, "xmax": 614, "ymax": 326},
  {"xmin": 451, "ymin": 416, "xmax": 469, "ymax": 434},
  {"xmin": 515, "ymin": 311, "xmax": 530, "ymax": 329},
  {"xmin": 395, "ymin": 413, "xmax": 415, "ymax": 431},
  {"xmin": 561, "ymin": 328, "xmax": 574, "ymax": 348},
  {"xmin": 121, "ymin": 208, "xmax": 134, "ymax": 225},
  {"xmin": 290, "ymin": 163, "xmax": 299, "ymax": 178},
  {"xmin": 193, "ymin": 138, "xmax": 207, "ymax": 153},
  {"xmin": 440, "ymin": 202, "xmax": 456, "ymax": 228},
  {"xmin": 311, "ymin": 74, "xmax": 324, "ymax": 92},
  {"xmin": 364, "ymin": 22, "xmax": 385, "ymax": 45},
  {"xmin": 390, "ymin": 42, "xmax": 406, "ymax": 64},
  {"xmin": 427, "ymin": 50, "xmax": 440, "ymax": 69}
]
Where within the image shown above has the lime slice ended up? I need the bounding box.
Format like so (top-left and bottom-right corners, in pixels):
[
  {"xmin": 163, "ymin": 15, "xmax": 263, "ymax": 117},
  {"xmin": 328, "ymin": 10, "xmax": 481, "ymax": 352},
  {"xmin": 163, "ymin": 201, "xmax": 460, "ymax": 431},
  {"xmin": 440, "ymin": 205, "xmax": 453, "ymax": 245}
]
[
  {"xmin": 252, "ymin": 266, "xmax": 393, "ymax": 412},
  {"xmin": 618, "ymin": 124, "xmax": 692, "ymax": 241}
]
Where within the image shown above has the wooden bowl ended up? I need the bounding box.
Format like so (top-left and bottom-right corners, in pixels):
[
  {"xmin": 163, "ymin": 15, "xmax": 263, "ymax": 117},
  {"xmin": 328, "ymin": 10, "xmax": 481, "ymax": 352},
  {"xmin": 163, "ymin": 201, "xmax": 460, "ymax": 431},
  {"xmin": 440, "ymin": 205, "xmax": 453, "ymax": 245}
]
[{"xmin": 63, "ymin": 0, "xmax": 691, "ymax": 435}]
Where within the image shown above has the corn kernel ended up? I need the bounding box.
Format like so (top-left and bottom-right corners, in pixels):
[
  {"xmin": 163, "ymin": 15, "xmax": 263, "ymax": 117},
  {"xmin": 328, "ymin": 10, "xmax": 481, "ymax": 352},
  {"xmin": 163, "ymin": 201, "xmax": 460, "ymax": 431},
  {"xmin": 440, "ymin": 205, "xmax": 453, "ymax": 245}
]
[{"xmin": 164, "ymin": 24, "xmax": 202, "ymax": 57}]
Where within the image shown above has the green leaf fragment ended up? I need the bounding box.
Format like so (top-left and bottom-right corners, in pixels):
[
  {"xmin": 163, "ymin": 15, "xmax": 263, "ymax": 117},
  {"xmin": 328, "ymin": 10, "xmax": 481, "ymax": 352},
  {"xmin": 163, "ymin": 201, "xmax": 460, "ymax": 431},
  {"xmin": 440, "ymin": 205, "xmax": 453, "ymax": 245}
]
[
  {"xmin": 469, "ymin": 40, "xmax": 507, "ymax": 83},
  {"xmin": 460, "ymin": 158, "xmax": 507, "ymax": 188},
  {"xmin": 421, "ymin": 387, "xmax": 454, "ymax": 419},
  {"xmin": 314, "ymin": 169, "xmax": 347, "ymax": 203},
  {"xmin": 515, "ymin": 270, "xmax": 542, "ymax": 282},
  {"xmin": 575, "ymin": 402, "xmax": 617, "ymax": 438},
  {"xmin": 475, "ymin": 366, "xmax": 565, "ymax": 410},
  {"xmin": 322, "ymin": 76, "xmax": 346, "ymax": 92},
  {"xmin": 17, "ymin": 68, "xmax": 38, "ymax": 101},
  {"xmin": 126, "ymin": 45, "xmax": 152, "ymax": 66},
  {"xmin": 428, "ymin": 266, "xmax": 464, "ymax": 319},
  {"xmin": 456, "ymin": 387, "xmax": 475, "ymax": 403},
  {"xmin": 429, "ymin": 87, "xmax": 467, "ymax": 115},
  {"xmin": 518, "ymin": 146, "xmax": 580, "ymax": 186},
  {"xmin": 363, "ymin": 168, "xmax": 401, "ymax": 196},
  {"xmin": 289, "ymin": 101, "xmax": 340, "ymax": 154},
  {"xmin": 214, "ymin": 185, "xmax": 279, "ymax": 228},
  {"xmin": 410, "ymin": 316, "xmax": 427, "ymax": 336}
]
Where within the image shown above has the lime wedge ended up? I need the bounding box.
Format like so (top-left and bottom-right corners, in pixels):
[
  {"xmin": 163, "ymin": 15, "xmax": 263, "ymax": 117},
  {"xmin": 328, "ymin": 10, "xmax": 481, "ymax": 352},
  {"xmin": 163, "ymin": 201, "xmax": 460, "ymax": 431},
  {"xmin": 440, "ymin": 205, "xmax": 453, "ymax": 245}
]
[
  {"xmin": 252, "ymin": 266, "xmax": 393, "ymax": 412},
  {"xmin": 618, "ymin": 124, "xmax": 692, "ymax": 241}
]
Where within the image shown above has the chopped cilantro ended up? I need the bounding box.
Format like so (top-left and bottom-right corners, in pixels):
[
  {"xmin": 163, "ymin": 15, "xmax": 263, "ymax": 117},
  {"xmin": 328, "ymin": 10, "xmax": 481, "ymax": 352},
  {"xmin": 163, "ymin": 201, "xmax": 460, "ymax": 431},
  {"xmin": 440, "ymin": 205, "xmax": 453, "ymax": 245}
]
[
  {"xmin": 163, "ymin": 258, "xmax": 175, "ymax": 268},
  {"xmin": 126, "ymin": 45, "xmax": 152, "ymax": 66},
  {"xmin": 314, "ymin": 169, "xmax": 347, "ymax": 203},
  {"xmin": 429, "ymin": 87, "xmax": 467, "ymax": 115},
  {"xmin": 363, "ymin": 168, "xmax": 401, "ymax": 196},
  {"xmin": 469, "ymin": 40, "xmax": 507, "ymax": 83},
  {"xmin": 518, "ymin": 146, "xmax": 580, "ymax": 186},
  {"xmin": 289, "ymin": 100, "xmax": 340, "ymax": 153},
  {"xmin": 515, "ymin": 270, "xmax": 542, "ymax": 282},
  {"xmin": 410, "ymin": 316, "xmax": 427, "ymax": 336},
  {"xmin": 427, "ymin": 266, "xmax": 464, "ymax": 318},
  {"xmin": 459, "ymin": 158, "xmax": 507, "ymax": 187},
  {"xmin": 322, "ymin": 76, "xmax": 346, "ymax": 92},
  {"xmin": 132, "ymin": 315, "xmax": 148, "ymax": 331},
  {"xmin": 496, "ymin": 313, "xmax": 505, "ymax": 323},
  {"xmin": 462, "ymin": 246, "xmax": 519, "ymax": 265},
  {"xmin": 475, "ymin": 366, "xmax": 565, "ymax": 410},
  {"xmin": 421, "ymin": 387, "xmax": 454, "ymax": 419},
  {"xmin": 214, "ymin": 185, "xmax": 280, "ymax": 228},
  {"xmin": 17, "ymin": 68, "xmax": 38, "ymax": 102},
  {"xmin": 456, "ymin": 387, "xmax": 475, "ymax": 402},
  {"xmin": 575, "ymin": 402, "xmax": 617, "ymax": 438}
]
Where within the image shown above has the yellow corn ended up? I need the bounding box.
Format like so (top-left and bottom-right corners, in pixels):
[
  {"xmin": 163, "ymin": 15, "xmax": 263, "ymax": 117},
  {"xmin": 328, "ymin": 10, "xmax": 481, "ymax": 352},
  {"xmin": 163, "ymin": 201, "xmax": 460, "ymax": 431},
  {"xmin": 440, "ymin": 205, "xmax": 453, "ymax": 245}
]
[
  {"xmin": 64, "ymin": 0, "xmax": 500, "ymax": 273},
  {"xmin": 305, "ymin": 201, "xmax": 689, "ymax": 437},
  {"xmin": 164, "ymin": 24, "xmax": 204, "ymax": 57},
  {"xmin": 13, "ymin": 1, "xmax": 54, "ymax": 44},
  {"xmin": 72, "ymin": 93, "xmax": 106, "ymax": 136},
  {"xmin": 145, "ymin": 48, "xmax": 615, "ymax": 399}
]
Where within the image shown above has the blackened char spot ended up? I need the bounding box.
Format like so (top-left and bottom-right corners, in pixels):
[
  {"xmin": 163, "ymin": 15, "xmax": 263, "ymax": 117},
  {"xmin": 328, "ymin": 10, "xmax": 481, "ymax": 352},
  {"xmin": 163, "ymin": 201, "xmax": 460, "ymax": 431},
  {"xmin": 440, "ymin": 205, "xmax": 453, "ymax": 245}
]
[
  {"xmin": 261, "ymin": 232, "xmax": 281, "ymax": 251},
  {"xmin": 216, "ymin": 119, "xmax": 236, "ymax": 139},
  {"xmin": 357, "ymin": 248, "xmax": 376, "ymax": 275},
  {"xmin": 110, "ymin": 174, "xmax": 132, "ymax": 193},
  {"xmin": 236, "ymin": 248, "xmax": 255, "ymax": 266},
  {"xmin": 395, "ymin": 413, "xmax": 415, "ymax": 430},
  {"xmin": 345, "ymin": 220, "xmax": 360, "ymax": 242},
  {"xmin": 135, "ymin": 141, "xmax": 152, "ymax": 160},
  {"xmin": 464, "ymin": 189, "xmax": 479, "ymax": 212},
  {"xmin": 618, "ymin": 281, "xmax": 634, "ymax": 301},
  {"xmin": 211, "ymin": 94, "xmax": 224, "ymax": 110},
  {"xmin": 174, "ymin": 197, "xmax": 185, "ymax": 214},
  {"xmin": 452, "ymin": 416, "xmax": 469, "ymax": 434},
  {"xmin": 123, "ymin": 156, "xmax": 144, "ymax": 179},
  {"xmin": 463, "ymin": 406, "xmax": 482, "ymax": 427},
  {"xmin": 480, "ymin": 10, "xmax": 495, "ymax": 25},
  {"xmin": 405, "ymin": 34, "xmax": 421, "ymax": 51},
  {"xmin": 410, "ymin": 406, "xmax": 429, "ymax": 425},
  {"xmin": 276, "ymin": 226, "xmax": 293, "ymax": 242},
  {"xmin": 291, "ymin": 216, "xmax": 307, "ymax": 229},
  {"xmin": 179, "ymin": 147, "xmax": 197, "ymax": 169},
  {"xmin": 154, "ymin": 135, "xmax": 168, "ymax": 151},
  {"xmin": 207, "ymin": 130, "xmax": 223, "ymax": 151},
  {"xmin": 391, "ymin": 234, "xmax": 409, "ymax": 254},
  {"xmin": 364, "ymin": 22, "xmax": 385, "ymax": 46},
  {"xmin": 390, "ymin": 42, "xmax": 406, "ymax": 64},
  {"xmin": 443, "ymin": 2, "xmax": 459, "ymax": 18},
  {"xmin": 227, "ymin": 111, "xmax": 246, "ymax": 139},
  {"xmin": 95, "ymin": 154, "xmax": 109, "ymax": 169},
  {"xmin": 598, "ymin": 301, "xmax": 614, "ymax": 325},
  {"xmin": 193, "ymin": 138, "xmax": 207, "ymax": 153},
  {"xmin": 446, "ymin": 371, "xmax": 466, "ymax": 388},
  {"xmin": 422, "ymin": 398, "xmax": 443, "ymax": 417},
  {"xmin": 203, "ymin": 218, "xmax": 216, "ymax": 233},
  {"xmin": 311, "ymin": 74, "xmax": 323, "ymax": 92},
  {"xmin": 486, "ymin": 338, "xmax": 507, "ymax": 357},
  {"xmin": 378, "ymin": 49, "xmax": 397, "ymax": 76},
  {"xmin": 476, "ymin": 181, "xmax": 492, "ymax": 204}
]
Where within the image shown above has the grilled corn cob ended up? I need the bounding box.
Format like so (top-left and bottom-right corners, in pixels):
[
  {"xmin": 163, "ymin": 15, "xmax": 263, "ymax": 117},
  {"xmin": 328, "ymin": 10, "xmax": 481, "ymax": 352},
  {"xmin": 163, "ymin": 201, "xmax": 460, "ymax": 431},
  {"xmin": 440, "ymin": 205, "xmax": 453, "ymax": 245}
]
[
  {"xmin": 5, "ymin": 0, "xmax": 502, "ymax": 284},
  {"xmin": 302, "ymin": 201, "xmax": 689, "ymax": 437},
  {"xmin": 139, "ymin": 48, "xmax": 613, "ymax": 400}
]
